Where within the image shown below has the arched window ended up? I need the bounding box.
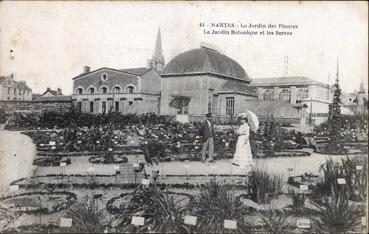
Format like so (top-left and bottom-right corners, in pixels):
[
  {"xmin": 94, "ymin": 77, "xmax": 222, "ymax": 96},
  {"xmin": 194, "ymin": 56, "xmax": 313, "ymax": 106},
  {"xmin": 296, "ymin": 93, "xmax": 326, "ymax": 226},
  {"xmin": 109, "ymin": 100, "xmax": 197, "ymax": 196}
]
[
  {"xmin": 126, "ymin": 85, "xmax": 135, "ymax": 93},
  {"xmin": 113, "ymin": 86, "xmax": 121, "ymax": 94},
  {"xmin": 76, "ymin": 88, "xmax": 83, "ymax": 95},
  {"xmin": 101, "ymin": 73, "xmax": 108, "ymax": 81},
  {"xmin": 88, "ymin": 87, "xmax": 95, "ymax": 94},
  {"xmin": 101, "ymin": 87, "xmax": 107, "ymax": 94}
]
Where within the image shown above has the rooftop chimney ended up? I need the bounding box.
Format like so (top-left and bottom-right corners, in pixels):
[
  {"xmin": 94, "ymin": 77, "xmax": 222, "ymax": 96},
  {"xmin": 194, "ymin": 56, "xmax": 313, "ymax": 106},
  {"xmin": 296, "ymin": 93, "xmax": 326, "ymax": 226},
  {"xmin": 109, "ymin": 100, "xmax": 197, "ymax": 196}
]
[
  {"xmin": 57, "ymin": 88, "xmax": 63, "ymax": 95},
  {"xmin": 83, "ymin": 66, "xmax": 91, "ymax": 73}
]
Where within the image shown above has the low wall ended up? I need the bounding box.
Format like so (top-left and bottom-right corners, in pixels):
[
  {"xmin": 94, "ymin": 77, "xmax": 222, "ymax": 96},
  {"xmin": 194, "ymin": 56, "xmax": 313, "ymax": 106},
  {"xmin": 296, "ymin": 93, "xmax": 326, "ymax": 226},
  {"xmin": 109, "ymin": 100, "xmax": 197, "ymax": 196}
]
[{"xmin": 0, "ymin": 100, "xmax": 72, "ymax": 114}]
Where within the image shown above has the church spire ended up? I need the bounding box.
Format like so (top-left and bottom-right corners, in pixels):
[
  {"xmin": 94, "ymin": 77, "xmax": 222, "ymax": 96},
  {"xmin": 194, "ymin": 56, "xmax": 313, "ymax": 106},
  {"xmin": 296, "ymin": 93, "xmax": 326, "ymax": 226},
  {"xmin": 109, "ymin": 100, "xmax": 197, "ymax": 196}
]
[{"xmin": 147, "ymin": 28, "xmax": 165, "ymax": 71}]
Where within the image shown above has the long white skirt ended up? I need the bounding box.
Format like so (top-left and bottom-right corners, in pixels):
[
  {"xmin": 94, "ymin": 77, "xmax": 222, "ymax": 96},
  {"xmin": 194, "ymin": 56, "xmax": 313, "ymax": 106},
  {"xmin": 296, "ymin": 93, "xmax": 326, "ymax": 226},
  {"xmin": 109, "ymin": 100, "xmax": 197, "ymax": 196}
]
[{"xmin": 233, "ymin": 135, "xmax": 254, "ymax": 168}]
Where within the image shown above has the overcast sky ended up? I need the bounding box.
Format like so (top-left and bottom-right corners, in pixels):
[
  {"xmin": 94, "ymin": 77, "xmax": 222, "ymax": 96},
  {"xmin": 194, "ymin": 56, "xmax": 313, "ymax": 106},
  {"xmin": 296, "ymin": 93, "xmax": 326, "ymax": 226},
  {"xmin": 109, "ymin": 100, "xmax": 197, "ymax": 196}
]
[{"xmin": 0, "ymin": 1, "xmax": 367, "ymax": 95}]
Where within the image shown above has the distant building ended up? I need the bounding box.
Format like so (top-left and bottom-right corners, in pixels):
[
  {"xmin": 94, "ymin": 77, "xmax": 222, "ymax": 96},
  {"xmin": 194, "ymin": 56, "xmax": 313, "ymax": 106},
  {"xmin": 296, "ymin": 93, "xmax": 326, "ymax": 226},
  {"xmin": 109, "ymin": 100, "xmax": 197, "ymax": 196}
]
[
  {"xmin": 250, "ymin": 76, "xmax": 333, "ymax": 125},
  {"xmin": 0, "ymin": 74, "xmax": 32, "ymax": 101},
  {"xmin": 39, "ymin": 87, "xmax": 63, "ymax": 97},
  {"xmin": 71, "ymin": 30, "xmax": 163, "ymax": 114},
  {"xmin": 160, "ymin": 45, "xmax": 257, "ymax": 120},
  {"xmin": 341, "ymin": 81, "xmax": 368, "ymax": 117}
]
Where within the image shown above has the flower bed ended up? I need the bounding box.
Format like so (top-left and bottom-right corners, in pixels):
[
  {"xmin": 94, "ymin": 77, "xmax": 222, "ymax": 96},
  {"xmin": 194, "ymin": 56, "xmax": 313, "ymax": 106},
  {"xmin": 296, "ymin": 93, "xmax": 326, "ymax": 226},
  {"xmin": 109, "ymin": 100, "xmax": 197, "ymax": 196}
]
[
  {"xmin": 89, "ymin": 155, "xmax": 128, "ymax": 164},
  {"xmin": 0, "ymin": 191, "xmax": 76, "ymax": 214},
  {"xmin": 32, "ymin": 157, "xmax": 71, "ymax": 167}
]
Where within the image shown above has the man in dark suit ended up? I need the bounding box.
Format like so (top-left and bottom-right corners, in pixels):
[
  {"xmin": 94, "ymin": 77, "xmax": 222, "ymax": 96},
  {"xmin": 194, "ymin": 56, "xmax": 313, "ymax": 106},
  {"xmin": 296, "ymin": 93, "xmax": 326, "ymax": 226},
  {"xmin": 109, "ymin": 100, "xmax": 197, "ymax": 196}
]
[{"xmin": 200, "ymin": 113, "xmax": 215, "ymax": 162}]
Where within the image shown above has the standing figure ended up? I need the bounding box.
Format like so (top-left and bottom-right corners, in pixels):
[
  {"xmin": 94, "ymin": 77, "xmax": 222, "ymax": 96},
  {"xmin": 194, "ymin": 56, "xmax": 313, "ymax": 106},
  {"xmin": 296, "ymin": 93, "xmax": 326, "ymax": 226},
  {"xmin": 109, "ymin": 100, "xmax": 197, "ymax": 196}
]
[
  {"xmin": 200, "ymin": 113, "xmax": 215, "ymax": 163},
  {"xmin": 232, "ymin": 114, "xmax": 254, "ymax": 168}
]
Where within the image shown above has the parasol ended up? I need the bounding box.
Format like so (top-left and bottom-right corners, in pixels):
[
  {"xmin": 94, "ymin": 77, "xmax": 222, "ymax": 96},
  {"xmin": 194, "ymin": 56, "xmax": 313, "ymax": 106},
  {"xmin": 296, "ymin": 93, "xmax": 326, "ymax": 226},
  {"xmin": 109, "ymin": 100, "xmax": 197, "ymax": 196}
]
[{"xmin": 237, "ymin": 110, "xmax": 259, "ymax": 132}]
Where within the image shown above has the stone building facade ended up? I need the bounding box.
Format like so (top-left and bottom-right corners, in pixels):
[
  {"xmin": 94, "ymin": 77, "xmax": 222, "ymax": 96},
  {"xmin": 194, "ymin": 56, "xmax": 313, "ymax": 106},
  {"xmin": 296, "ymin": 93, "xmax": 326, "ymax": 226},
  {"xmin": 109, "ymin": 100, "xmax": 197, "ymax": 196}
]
[
  {"xmin": 0, "ymin": 74, "xmax": 32, "ymax": 101},
  {"xmin": 249, "ymin": 77, "xmax": 333, "ymax": 125},
  {"xmin": 72, "ymin": 29, "xmax": 163, "ymax": 114},
  {"xmin": 160, "ymin": 46, "xmax": 257, "ymax": 120}
]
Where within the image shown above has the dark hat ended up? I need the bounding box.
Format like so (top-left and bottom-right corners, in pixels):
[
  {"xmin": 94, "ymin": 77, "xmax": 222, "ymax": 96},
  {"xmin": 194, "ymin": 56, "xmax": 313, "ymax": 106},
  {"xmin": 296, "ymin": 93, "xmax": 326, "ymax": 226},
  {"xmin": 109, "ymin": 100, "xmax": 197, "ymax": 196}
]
[{"xmin": 206, "ymin": 113, "xmax": 212, "ymax": 117}]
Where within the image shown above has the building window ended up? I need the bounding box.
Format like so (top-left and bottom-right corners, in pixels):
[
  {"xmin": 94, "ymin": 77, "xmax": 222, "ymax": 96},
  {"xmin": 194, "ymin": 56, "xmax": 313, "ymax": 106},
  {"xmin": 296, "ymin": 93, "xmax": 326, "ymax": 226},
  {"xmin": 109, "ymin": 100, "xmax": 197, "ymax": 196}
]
[
  {"xmin": 175, "ymin": 97, "xmax": 189, "ymax": 114},
  {"xmin": 128, "ymin": 101, "xmax": 133, "ymax": 105},
  {"xmin": 113, "ymin": 86, "xmax": 121, "ymax": 94},
  {"xmin": 89, "ymin": 102, "xmax": 94, "ymax": 113},
  {"xmin": 280, "ymin": 89, "xmax": 291, "ymax": 103},
  {"xmin": 76, "ymin": 88, "xmax": 83, "ymax": 95},
  {"xmin": 102, "ymin": 101, "xmax": 106, "ymax": 114},
  {"xmin": 115, "ymin": 101, "xmax": 119, "ymax": 112},
  {"xmin": 263, "ymin": 90, "xmax": 272, "ymax": 101},
  {"xmin": 296, "ymin": 88, "xmax": 309, "ymax": 103},
  {"xmin": 226, "ymin": 97, "xmax": 235, "ymax": 116},
  {"xmin": 88, "ymin": 87, "xmax": 95, "ymax": 94},
  {"xmin": 76, "ymin": 102, "xmax": 82, "ymax": 111},
  {"xmin": 19, "ymin": 90, "xmax": 21, "ymax": 95},
  {"xmin": 101, "ymin": 87, "xmax": 107, "ymax": 94},
  {"xmin": 8, "ymin": 88, "xmax": 10, "ymax": 94},
  {"xmin": 126, "ymin": 86, "xmax": 135, "ymax": 93},
  {"xmin": 101, "ymin": 73, "xmax": 108, "ymax": 81},
  {"xmin": 14, "ymin": 89, "xmax": 16, "ymax": 95}
]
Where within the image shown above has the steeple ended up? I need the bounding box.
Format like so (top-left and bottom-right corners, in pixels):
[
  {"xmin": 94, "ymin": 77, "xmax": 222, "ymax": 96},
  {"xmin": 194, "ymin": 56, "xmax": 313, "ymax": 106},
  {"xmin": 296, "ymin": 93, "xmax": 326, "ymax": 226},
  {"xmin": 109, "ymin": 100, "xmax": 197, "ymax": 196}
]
[{"xmin": 147, "ymin": 28, "xmax": 165, "ymax": 71}]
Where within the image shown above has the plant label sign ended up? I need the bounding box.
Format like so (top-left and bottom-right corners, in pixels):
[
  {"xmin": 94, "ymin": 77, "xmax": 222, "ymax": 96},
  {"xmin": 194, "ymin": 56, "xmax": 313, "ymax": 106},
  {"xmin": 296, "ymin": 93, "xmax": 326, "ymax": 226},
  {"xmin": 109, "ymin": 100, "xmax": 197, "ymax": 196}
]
[
  {"xmin": 10, "ymin": 185, "xmax": 19, "ymax": 191},
  {"xmin": 141, "ymin": 179, "xmax": 150, "ymax": 186},
  {"xmin": 114, "ymin": 165, "xmax": 119, "ymax": 170},
  {"xmin": 299, "ymin": 185, "xmax": 308, "ymax": 191},
  {"xmin": 224, "ymin": 219, "xmax": 237, "ymax": 229},
  {"xmin": 356, "ymin": 165, "xmax": 363, "ymax": 170},
  {"xmin": 51, "ymin": 146, "xmax": 56, "ymax": 150},
  {"xmin": 184, "ymin": 215, "xmax": 197, "ymax": 225},
  {"xmin": 337, "ymin": 178, "xmax": 346, "ymax": 184},
  {"xmin": 131, "ymin": 216, "xmax": 145, "ymax": 226},
  {"xmin": 133, "ymin": 163, "xmax": 139, "ymax": 168},
  {"xmin": 59, "ymin": 218, "xmax": 72, "ymax": 227},
  {"xmin": 296, "ymin": 218, "xmax": 310, "ymax": 229},
  {"xmin": 60, "ymin": 162, "xmax": 67, "ymax": 167},
  {"xmin": 49, "ymin": 141, "xmax": 56, "ymax": 146},
  {"xmin": 361, "ymin": 217, "xmax": 367, "ymax": 226}
]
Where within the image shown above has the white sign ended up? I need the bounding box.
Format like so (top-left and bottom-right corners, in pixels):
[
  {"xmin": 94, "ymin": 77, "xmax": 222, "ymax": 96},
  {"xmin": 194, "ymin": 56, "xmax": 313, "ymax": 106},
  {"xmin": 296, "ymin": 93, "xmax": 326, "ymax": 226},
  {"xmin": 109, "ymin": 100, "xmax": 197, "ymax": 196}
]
[
  {"xmin": 133, "ymin": 163, "xmax": 139, "ymax": 168},
  {"xmin": 114, "ymin": 165, "xmax": 120, "ymax": 170},
  {"xmin": 337, "ymin": 178, "xmax": 346, "ymax": 184},
  {"xmin": 141, "ymin": 179, "xmax": 150, "ymax": 186},
  {"xmin": 60, "ymin": 162, "xmax": 67, "ymax": 167},
  {"xmin": 131, "ymin": 216, "xmax": 145, "ymax": 226},
  {"xmin": 60, "ymin": 218, "xmax": 73, "ymax": 228},
  {"xmin": 184, "ymin": 215, "xmax": 197, "ymax": 225},
  {"xmin": 51, "ymin": 146, "xmax": 56, "ymax": 150},
  {"xmin": 49, "ymin": 141, "xmax": 56, "ymax": 146},
  {"xmin": 176, "ymin": 114, "xmax": 189, "ymax": 123},
  {"xmin": 224, "ymin": 219, "xmax": 237, "ymax": 229},
  {"xmin": 40, "ymin": 144, "xmax": 44, "ymax": 147},
  {"xmin": 87, "ymin": 167, "xmax": 95, "ymax": 173},
  {"xmin": 109, "ymin": 148, "xmax": 113, "ymax": 151},
  {"xmin": 356, "ymin": 165, "xmax": 363, "ymax": 170},
  {"xmin": 225, "ymin": 142, "xmax": 229, "ymax": 147},
  {"xmin": 10, "ymin": 185, "xmax": 19, "ymax": 191},
  {"xmin": 299, "ymin": 185, "xmax": 308, "ymax": 191},
  {"xmin": 361, "ymin": 217, "xmax": 367, "ymax": 226},
  {"xmin": 77, "ymin": 140, "xmax": 82, "ymax": 144},
  {"xmin": 296, "ymin": 218, "xmax": 311, "ymax": 229}
]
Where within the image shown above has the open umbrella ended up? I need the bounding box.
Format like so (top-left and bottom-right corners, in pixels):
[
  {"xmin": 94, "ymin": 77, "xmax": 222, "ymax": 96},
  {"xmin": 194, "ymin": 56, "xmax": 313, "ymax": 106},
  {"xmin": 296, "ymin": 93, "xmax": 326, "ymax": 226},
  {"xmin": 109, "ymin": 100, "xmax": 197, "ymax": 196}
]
[{"xmin": 238, "ymin": 110, "xmax": 259, "ymax": 132}]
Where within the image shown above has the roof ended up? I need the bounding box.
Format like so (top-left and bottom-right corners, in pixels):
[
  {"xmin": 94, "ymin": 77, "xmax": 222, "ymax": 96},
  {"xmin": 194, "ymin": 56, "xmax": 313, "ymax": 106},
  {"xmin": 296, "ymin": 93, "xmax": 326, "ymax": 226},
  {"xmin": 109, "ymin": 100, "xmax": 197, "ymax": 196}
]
[
  {"xmin": 73, "ymin": 67, "xmax": 146, "ymax": 80},
  {"xmin": 162, "ymin": 47, "xmax": 250, "ymax": 81},
  {"xmin": 219, "ymin": 80, "xmax": 257, "ymax": 95},
  {"xmin": 250, "ymin": 77, "xmax": 327, "ymax": 87},
  {"xmin": 241, "ymin": 100, "xmax": 300, "ymax": 119},
  {"xmin": 16, "ymin": 81, "xmax": 32, "ymax": 91},
  {"xmin": 120, "ymin": 67, "xmax": 151, "ymax": 76},
  {"xmin": 35, "ymin": 95, "xmax": 72, "ymax": 102},
  {"xmin": 41, "ymin": 89, "xmax": 58, "ymax": 96}
]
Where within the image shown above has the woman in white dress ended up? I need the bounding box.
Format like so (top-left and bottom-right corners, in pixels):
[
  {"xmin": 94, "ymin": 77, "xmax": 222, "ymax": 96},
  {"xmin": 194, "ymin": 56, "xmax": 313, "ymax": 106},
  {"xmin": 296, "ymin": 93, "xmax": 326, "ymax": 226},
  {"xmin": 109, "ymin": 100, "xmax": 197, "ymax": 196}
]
[{"xmin": 232, "ymin": 115, "xmax": 254, "ymax": 168}]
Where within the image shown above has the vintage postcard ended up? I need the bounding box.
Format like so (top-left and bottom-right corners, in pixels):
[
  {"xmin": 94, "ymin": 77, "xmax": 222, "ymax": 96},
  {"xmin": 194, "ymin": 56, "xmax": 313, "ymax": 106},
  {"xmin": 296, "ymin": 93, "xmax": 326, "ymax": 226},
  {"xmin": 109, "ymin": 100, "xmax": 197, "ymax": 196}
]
[{"xmin": 0, "ymin": 1, "xmax": 367, "ymax": 233}]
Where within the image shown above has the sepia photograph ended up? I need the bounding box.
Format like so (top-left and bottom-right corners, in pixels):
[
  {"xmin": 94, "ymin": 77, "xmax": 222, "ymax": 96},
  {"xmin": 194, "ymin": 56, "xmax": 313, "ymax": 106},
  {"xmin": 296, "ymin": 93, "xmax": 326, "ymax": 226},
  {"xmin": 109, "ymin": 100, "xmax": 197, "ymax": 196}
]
[{"xmin": 0, "ymin": 1, "xmax": 368, "ymax": 233}]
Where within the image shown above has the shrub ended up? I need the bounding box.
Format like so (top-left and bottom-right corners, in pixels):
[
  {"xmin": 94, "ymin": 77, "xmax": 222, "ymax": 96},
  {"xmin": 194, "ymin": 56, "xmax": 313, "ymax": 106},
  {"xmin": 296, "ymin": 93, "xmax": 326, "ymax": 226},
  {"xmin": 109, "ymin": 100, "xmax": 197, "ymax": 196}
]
[
  {"xmin": 257, "ymin": 206, "xmax": 290, "ymax": 234},
  {"xmin": 246, "ymin": 168, "xmax": 283, "ymax": 204},
  {"xmin": 190, "ymin": 179, "xmax": 254, "ymax": 233},
  {"xmin": 311, "ymin": 182, "xmax": 365, "ymax": 234}
]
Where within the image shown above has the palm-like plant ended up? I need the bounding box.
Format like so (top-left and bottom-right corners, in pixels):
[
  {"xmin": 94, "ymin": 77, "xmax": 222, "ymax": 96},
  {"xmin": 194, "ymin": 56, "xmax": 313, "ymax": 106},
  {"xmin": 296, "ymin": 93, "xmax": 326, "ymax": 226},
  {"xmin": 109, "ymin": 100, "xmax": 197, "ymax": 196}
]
[
  {"xmin": 190, "ymin": 179, "xmax": 254, "ymax": 233},
  {"xmin": 288, "ymin": 189, "xmax": 306, "ymax": 216},
  {"xmin": 66, "ymin": 196, "xmax": 105, "ymax": 233},
  {"xmin": 115, "ymin": 186, "xmax": 191, "ymax": 233},
  {"xmin": 310, "ymin": 183, "xmax": 365, "ymax": 234},
  {"xmin": 257, "ymin": 206, "xmax": 290, "ymax": 234}
]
